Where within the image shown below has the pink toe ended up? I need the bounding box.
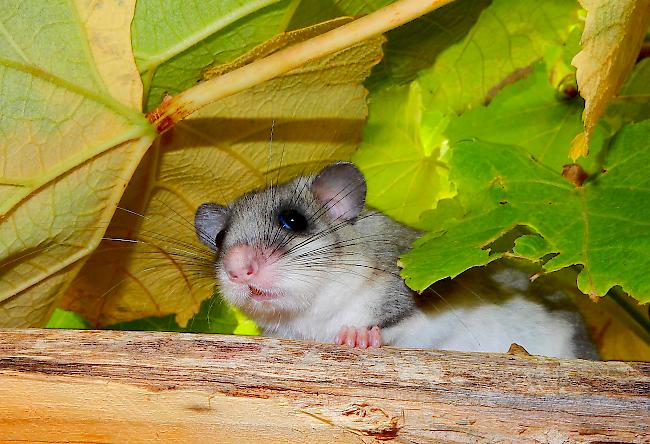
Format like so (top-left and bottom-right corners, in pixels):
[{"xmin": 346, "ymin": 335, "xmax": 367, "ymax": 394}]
[
  {"xmin": 346, "ymin": 327, "xmax": 357, "ymax": 347},
  {"xmin": 369, "ymin": 326, "xmax": 383, "ymax": 348},
  {"xmin": 357, "ymin": 327, "xmax": 369, "ymax": 348},
  {"xmin": 334, "ymin": 326, "xmax": 347, "ymax": 345}
]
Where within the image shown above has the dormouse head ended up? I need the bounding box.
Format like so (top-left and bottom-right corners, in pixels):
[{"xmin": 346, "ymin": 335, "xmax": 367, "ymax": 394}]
[{"xmin": 194, "ymin": 162, "xmax": 367, "ymax": 316}]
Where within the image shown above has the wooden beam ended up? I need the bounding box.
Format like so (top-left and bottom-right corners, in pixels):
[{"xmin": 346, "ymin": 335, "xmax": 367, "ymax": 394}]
[{"xmin": 0, "ymin": 329, "xmax": 648, "ymax": 443}]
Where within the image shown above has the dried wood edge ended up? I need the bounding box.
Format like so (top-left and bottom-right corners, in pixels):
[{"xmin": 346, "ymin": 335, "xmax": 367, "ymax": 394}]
[{"xmin": 0, "ymin": 328, "xmax": 648, "ymax": 443}]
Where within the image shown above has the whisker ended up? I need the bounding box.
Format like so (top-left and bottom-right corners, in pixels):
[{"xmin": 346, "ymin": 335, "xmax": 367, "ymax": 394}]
[{"xmin": 425, "ymin": 285, "xmax": 482, "ymax": 348}]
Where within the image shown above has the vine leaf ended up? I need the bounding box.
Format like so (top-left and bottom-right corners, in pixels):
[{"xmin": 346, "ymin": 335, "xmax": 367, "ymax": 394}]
[
  {"xmin": 105, "ymin": 295, "xmax": 261, "ymax": 335},
  {"xmin": 0, "ymin": 1, "xmax": 155, "ymax": 327},
  {"xmin": 354, "ymin": 1, "xmax": 581, "ymax": 227},
  {"xmin": 63, "ymin": 22, "xmax": 384, "ymax": 327},
  {"xmin": 289, "ymin": 0, "xmax": 490, "ymax": 87},
  {"xmin": 570, "ymin": 0, "xmax": 650, "ymax": 160},
  {"xmin": 353, "ymin": 83, "xmax": 454, "ymax": 227},
  {"xmin": 132, "ymin": 0, "xmax": 296, "ymax": 110},
  {"xmin": 417, "ymin": 0, "xmax": 578, "ymax": 114},
  {"xmin": 401, "ymin": 120, "xmax": 650, "ymax": 304},
  {"xmin": 604, "ymin": 59, "xmax": 650, "ymax": 130},
  {"xmin": 356, "ymin": 61, "xmax": 604, "ymax": 227},
  {"xmin": 446, "ymin": 63, "xmax": 606, "ymax": 173}
]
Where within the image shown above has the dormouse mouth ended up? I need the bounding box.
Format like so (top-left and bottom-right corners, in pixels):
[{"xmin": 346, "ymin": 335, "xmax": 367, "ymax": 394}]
[{"xmin": 248, "ymin": 285, "xmax": 277, "ymax": 301}]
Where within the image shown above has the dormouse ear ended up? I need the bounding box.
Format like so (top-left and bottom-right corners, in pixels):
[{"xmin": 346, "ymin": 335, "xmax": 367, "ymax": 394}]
[
  {"xmin": 311, "ymin": 162, "xmax": 366, "ymax": 221},
  {"xmin": 194, "ymin": 203, "xmax": 229, "ymax": 250}
]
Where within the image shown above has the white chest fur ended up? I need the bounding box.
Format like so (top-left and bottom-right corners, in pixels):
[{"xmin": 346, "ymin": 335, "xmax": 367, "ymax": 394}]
[{"xmin": 258, "ymin": 266, "xmax": 587, "ymax": 359}]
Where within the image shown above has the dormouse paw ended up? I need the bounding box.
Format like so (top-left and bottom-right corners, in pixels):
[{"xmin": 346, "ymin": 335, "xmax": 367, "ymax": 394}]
[{"xmin": 334, "ymin": 325, "xmax": 383, "ymax": 348}]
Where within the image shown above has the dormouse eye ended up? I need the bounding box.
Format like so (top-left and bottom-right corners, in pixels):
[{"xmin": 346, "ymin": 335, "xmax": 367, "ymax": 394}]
[
  {"xmin": 278, "ymin": 209, "xmax": 308, "ymax": 232},
  {"xmin": 214, "ymin": 230, "xmax": 225, "ymax": 249}
]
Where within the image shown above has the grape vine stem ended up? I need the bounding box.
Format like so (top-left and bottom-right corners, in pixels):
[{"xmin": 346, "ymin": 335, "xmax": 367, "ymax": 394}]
[{"xmin": 149, "ymin": 0, "xmax": 455, "ymax": 133}]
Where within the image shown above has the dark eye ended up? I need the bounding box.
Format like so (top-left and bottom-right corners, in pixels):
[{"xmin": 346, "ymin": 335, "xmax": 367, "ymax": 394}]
[
  {"xmin": 214, "ymin": 230, "xmax": 225, "ymax": 249},
  {"xmin": 278, "ymin": 209, "xmax": 308, "ymax": 232}
]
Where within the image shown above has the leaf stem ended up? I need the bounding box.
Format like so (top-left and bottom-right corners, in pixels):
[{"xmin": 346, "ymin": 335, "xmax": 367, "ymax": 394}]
[{"xmin": 151, "ymin": 0, "xmax": 455, "ymax": 133}]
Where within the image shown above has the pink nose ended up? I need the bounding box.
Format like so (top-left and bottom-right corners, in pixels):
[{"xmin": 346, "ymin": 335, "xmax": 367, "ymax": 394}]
[{"xmin": 223, "ymin": 244, "xmax": 259, "ymax": 284}]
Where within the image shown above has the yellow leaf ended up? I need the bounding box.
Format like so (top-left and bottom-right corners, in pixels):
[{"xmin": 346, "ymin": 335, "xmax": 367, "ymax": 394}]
[
  {"xmin": 574, "ymin": 292, "xmax": 650, "ymax": 361},
  {"xmin": 0, "ymin": 1, "xmax": 155, "ymax": 327},
  {"xmin": 571, "ymin": 0, "xmax": 650, "ymax": 160},
  {"xmin": 64, "ymin": 22, "xmax": 384, "ymax": 327},
  {"xmin": 76, "ymin": 0, "xmax": 143, "ymax": 108},
  {"xmin": 569, "ymin": 131, "xmax": 588, "ymax": 162}
]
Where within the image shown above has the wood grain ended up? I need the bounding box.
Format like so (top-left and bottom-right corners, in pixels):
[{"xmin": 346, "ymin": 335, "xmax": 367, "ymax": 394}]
[{"xmin": 0, "ymin": 329, "xmax": 648, "ymax": 443}]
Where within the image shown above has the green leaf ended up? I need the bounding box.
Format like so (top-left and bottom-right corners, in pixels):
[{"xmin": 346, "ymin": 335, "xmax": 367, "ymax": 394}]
[
  {"xmin": 604, "ymin": 59, "xmax": 650, "ymax": 131},
  {"xmin": 354, "ymin": 2, "xmax": 584, "ymax": 228},
  {"xmin": 289, "ymin": 0, "xmax": 490, "ymax": 88},
  {"xmin": 46, "ymin": 309, "xmax": 89, "ymax": 329},
  {"xmin": 338, "ymin": 0, "xmax": 491, "ymax": 87},
  {"xmin": 446, "ymin": 62, "xmax": 605, "ymax": 172},
  {"xmin": 132, "ymin": 0, "xmax": 298, "ymax": 110},
  {"xmin": 107, "ymin": 294, "xmax": 260, "ymax": 335},
  {"xmin": 353, "ymin": 83, "xmax": 454, "ymax": 226},
  {"xmin": 418, "ymin": 0, "xmax": 578, "ymax": 114},
  {"xmin": 287, "ymin": 0, "xmax": 350, "ymax": 29},
  {"xmin": 356, "ymin": 60, "xmax": 598, "ymax": 227},
  {"xmin": 511, "ymin": 235, "xmax": 553, "ymax": 261},
  {"xmin": 401, "ymin": 120, "xmax": 650, "ymax": 303},
  {"xmin": 542, "ymin": 26, "xmax": 583, "ymax": 88}
]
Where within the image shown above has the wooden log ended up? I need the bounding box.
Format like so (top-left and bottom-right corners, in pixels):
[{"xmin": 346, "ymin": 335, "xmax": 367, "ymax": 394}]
[{"xmin": 0, "ymin": 329, "xmax": 648, "ymax": 443}]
